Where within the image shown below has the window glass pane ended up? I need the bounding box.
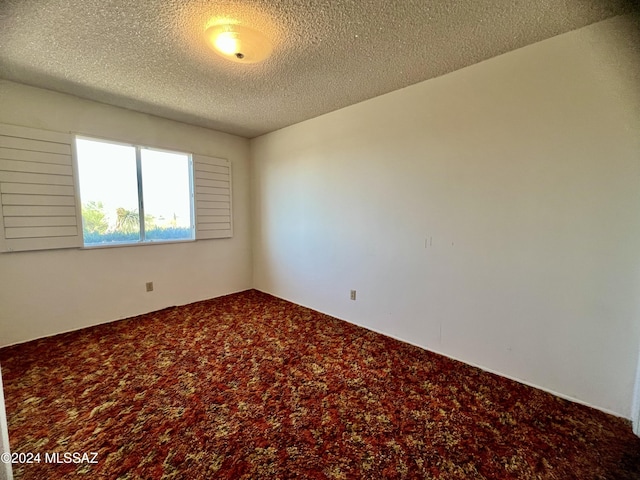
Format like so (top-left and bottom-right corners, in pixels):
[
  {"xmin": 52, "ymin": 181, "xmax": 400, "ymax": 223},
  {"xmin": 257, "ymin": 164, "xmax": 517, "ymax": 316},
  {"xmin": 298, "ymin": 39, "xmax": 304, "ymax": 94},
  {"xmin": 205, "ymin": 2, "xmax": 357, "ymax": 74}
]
[
  {"xmin": 140, "ymin": 148, "xmax": 193, "ymax": 241},
  {"xmin": 76, "ymin": 138, "xmax": 141, "ymax": 245}
]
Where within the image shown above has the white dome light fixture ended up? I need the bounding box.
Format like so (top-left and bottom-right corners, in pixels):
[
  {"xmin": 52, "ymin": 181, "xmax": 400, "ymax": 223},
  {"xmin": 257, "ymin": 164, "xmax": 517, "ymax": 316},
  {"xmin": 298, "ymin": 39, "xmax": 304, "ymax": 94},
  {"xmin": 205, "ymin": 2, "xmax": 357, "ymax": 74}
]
[{"xmin": 205, "ymin": 24, "xmax": 273, "ymax": 64}]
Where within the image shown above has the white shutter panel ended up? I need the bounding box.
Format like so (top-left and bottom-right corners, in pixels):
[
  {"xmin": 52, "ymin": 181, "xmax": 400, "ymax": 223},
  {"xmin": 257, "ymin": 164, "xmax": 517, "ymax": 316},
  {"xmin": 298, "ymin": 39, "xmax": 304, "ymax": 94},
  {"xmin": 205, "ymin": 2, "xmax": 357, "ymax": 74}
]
[
  {"xmin": 193, "ymin": 154, "xmax": 232, "ymax": 239},
  {"xmin": 0, "ymin": 124, "xmax": 82, "ymax": 252}
]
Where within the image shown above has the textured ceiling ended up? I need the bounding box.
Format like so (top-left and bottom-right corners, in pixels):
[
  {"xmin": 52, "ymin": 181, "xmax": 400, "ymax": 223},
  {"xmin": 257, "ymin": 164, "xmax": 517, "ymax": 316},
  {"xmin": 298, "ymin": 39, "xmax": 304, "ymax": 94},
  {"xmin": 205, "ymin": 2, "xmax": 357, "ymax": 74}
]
[{"xmin": 0, "ymin": 1, "xmax": 636, "ymax": 138}]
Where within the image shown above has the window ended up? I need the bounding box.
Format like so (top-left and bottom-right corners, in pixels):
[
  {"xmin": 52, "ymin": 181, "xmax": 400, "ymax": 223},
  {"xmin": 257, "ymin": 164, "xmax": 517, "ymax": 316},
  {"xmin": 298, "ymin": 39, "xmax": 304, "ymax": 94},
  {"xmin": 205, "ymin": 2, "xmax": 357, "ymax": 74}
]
[
  {"xmin": 75, "ymin": 137, "xmax": 194, "ymax": 246},
  {"xmin": 0, "ymin": 123, "xmax": 232, "ymax": 253}
]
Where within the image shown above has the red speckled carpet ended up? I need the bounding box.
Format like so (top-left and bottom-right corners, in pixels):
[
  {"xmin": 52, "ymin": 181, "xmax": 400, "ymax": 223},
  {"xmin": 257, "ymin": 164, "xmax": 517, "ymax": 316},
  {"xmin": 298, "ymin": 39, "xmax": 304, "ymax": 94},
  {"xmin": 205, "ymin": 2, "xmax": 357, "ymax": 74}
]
[{"xmin": 1, "ymin": 289, "xmax": 639, "ymax": 479}]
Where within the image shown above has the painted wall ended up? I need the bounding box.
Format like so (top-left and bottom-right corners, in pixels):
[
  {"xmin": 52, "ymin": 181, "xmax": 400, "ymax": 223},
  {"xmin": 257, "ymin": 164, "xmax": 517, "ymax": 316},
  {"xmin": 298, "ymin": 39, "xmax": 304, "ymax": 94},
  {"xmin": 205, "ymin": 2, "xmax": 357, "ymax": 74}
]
[
  {"xmin": 251, "ymin": 15, "xmax": 640, "ymax": 417},
  {"xmin": 0, "ymin": 80, "xmax": 252, "ymax": 347}
]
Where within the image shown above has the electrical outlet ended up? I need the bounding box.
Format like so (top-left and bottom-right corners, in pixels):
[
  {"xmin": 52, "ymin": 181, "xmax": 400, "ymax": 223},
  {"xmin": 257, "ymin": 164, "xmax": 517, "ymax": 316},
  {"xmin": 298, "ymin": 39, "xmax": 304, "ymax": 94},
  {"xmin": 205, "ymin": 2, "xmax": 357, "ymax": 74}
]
[
  {"xmin": 146, "ymin": 282, "xmax": 154, "ymax": 292},
  {"xmin": 350, "ymin": 290, "xmax": 356, "ymax": 301}
]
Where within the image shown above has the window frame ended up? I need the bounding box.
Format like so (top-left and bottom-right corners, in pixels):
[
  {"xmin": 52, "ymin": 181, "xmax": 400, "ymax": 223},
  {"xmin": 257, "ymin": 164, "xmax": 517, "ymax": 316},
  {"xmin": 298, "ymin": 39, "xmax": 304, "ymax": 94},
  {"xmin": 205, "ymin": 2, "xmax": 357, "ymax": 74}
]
[{"xmin": 74, "ymin": 135, "xmax": 196, "ymax": 249}]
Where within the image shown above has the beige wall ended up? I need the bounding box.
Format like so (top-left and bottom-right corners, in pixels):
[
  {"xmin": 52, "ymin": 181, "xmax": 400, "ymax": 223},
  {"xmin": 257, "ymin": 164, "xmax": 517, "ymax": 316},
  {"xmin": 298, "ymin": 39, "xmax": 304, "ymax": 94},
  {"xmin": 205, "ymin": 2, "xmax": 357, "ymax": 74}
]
[
  {"xmin": 251, "ymin": 15, "xmax": 640, "ymax": 417},
  {"xmin": 0, "ymin": 80, "xmax": 253, "ymax": 347}
]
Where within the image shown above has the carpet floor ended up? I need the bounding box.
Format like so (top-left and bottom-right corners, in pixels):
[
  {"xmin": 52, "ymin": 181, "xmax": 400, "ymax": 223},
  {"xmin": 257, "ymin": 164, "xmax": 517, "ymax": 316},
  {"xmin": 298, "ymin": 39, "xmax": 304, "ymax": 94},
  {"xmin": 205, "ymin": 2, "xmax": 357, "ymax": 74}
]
[{"xmin": 0, "ymin": 289, "xmax": 639, "ymax": 479}]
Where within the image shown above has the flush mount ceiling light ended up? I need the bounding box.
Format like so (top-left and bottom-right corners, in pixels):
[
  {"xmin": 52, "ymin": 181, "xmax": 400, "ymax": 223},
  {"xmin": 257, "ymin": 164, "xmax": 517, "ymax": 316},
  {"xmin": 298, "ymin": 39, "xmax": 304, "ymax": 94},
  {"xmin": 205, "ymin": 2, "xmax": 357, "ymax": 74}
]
[{"xmin": 205, "ymin": 24, "xmax": 273, "ymax": 64}]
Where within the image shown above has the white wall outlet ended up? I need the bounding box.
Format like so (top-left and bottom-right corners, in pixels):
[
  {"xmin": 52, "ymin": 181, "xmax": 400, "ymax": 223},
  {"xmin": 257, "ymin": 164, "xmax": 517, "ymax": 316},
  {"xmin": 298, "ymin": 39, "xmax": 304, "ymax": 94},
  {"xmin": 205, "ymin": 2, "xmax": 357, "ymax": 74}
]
[
  {"xmin": 146, "ymin": 282, "xmax": 154, "ymax": 292},
  {"xmin": 425, "ymin": 236, "xmax": 433, "ymax": 248},
  {"xmin": 350, "ymin": 290, "xmax": 356, "ymax": 301}
]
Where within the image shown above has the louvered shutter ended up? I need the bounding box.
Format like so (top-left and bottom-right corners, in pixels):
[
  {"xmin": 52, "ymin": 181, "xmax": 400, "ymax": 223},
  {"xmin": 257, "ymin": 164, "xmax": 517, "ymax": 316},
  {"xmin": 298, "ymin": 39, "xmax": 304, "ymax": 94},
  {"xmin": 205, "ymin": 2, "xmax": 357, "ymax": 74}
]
[
  {"xmin": 0, "ymin": 124, "xmax": 82, "ymax": 252},
  {"xmin": 193, "ymin": 154, "xmax": 233, "ymax": 239}
]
